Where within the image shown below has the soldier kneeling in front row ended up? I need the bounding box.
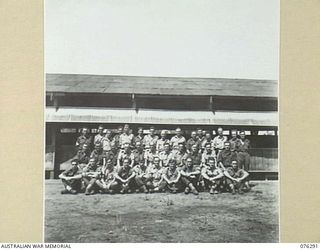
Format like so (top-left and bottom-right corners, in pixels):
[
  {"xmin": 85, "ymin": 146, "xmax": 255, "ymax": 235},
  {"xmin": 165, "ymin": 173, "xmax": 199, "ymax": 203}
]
[
  {"xmin": 95, "ymin": 158, "xmax": 118, "ymax": 194},
  {"xmin": 144, "ymin": 157, "xmax": 165, "ymax": 193},
  {"xmin": 158, "ymin": 159, "xmax": 183, "ymax": 193},
  {"xmin": 82, "ymin": 157, "xmax": 101, "ymax": 195},
  {"xmin": 114, "ymin": 158, "xmax": 136, "ymax": 194},
  {"xmin": 201, "ymin": 157, "xmax": 224, "ymax": 195},
  {"xmin": 180, "ymin": 157, "xmax": 200, "ymax": 195},
  {"xmin": 59, "ymin": 159, "xmax": 83, "ymax": 194},
  {"xmin": 224, "ymin": 160, "xmax": 250, "ymax": 194}
]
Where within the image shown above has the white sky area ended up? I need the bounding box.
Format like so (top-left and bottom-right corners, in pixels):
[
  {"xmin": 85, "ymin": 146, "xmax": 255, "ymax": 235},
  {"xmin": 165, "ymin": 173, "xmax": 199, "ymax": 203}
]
[{"xmin": 45, "ymin": 0, "xmax": 279, "ymax": 80}]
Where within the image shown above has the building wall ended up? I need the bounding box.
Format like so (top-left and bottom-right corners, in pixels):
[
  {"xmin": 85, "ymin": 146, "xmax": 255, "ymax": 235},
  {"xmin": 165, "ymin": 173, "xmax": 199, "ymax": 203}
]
[{"xmin": 45, "ymin": 122, "xmax": 278, "ymax": 179}]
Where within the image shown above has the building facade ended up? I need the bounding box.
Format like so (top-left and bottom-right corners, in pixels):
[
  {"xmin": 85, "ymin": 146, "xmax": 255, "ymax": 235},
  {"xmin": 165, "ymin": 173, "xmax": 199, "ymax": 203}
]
[{"xmin": 45, "ymin": 74, "xmax": 278, "ymax": 179}]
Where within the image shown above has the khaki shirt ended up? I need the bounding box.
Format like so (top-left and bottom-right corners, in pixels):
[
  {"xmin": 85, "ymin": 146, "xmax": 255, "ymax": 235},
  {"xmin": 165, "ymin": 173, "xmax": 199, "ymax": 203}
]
[
  {"xmin": 212, "ymin": 135, "xmax": 228, "ymax": 150},
  {"xmin": 226, "ymin": 167, "xmax": 247, "ymax": 178},
  {"xmin": 119, "ymin": 133, "xmax": 134, "ymax": 146},
  {"xmin": 62, "ymin": 165, "xmax": 82, "ymax": 177},
  {"xmin": 186, "ymin": 138, "xmax": 200, "ymax": 151},
  {"xmin": 237, "ymin": 139, "xmax": 250, "ymax": 152},
  {"xmin": 156, "ymin": 138, "xmax": 170, "ymax": 152},
  {"xmin": 180, "ymin": 164, "xmax": 200, "ymax": 174},
  {"xmin": 159, "ymin": 151, "xmax": 172, "ymax": 166},
  {"xmin": 75, "ymin": 135, "xmax": 92, "ymax": 148},
  {"xmin": 169, "ymin": 151, "xmax": 188, "ymax": 166},
  {"xmin": 94, "ymin": 134, "xmax": 104, "ymax": 145},
  {"xmin": 217, "ymin": 149, "xmax": 237, "ymax": 167},
  {"xmin": 117, "ymin": 166, "xmax": 134, "ymax": 179},
  {"xmin": 201, "ymin": 150, "xmax": 216, "ymax": 165},
  {"xmin": 170, "ymin": 135, "xmax": 186, "ymax": 148},
  {"xmin": 143, "ymin": 134, "xmax": 159, "ymax": 147},
  {"xmin": 164, "ymin": 167, "xmax": 180, "ymax": 181},
  {"xmin": 145, "ymin": 164, "xmax": 164, "ymax": 180},
  {"xmin": 117, "ymin": 150, "xmax": 135, "ymax": 164},
  {"xmin": 201, "ymin": 166, "xmax": 222, "ymax": 177},
  {"xmin": 101, "ymin": 136, "xmax": 113, "ymax": 151}
]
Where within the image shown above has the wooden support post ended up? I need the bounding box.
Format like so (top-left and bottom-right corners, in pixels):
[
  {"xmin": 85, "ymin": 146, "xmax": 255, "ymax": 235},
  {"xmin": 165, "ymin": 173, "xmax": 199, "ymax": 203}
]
[
  {"xmin": 54, "ymin": 96, "xmax": 59, "ymax": 111},
  {"xmin": 50, "ymin": 125, "xmax": 56, "ymax": 179},
  {"xmin": 209, "ymin": 96, "xmax": 215, "ymax": 114},
  {"xmin": 52, "ymin": 125, "xmax": 61, "ymax": 179},
  {"xmin": 132, "ymin": 93, "xmax": 138, "ymax": 113}
]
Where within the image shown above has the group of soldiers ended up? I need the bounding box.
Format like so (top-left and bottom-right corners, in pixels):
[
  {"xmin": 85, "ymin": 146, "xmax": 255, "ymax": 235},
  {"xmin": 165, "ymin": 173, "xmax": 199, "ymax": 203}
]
[{"xmin": 59, "ymin": 124, "xmax": 251, "ymax": 196}]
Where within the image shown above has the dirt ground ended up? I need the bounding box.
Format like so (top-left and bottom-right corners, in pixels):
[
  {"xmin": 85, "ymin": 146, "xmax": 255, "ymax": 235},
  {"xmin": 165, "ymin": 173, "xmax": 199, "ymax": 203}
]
[{"xmin": 45, "ymin": 180, "xmax": 279, "ymax": 243}]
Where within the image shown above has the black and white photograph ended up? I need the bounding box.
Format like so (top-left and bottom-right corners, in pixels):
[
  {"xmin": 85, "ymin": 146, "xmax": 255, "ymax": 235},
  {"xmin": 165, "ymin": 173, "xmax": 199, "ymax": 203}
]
[{"xmin": 45, "ymin": 0, "xmax": 279, "ymax": 243}]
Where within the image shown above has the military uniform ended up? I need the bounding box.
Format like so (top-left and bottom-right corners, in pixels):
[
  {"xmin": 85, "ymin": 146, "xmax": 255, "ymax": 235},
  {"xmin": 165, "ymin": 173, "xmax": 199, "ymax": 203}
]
[
  {"xmin": 170, "ymin": 150, "xmax": 188, "ymax": 167},
  {"xmin": 200, "ymin": 138, "xmax": 213, "ymax": 151},
  {"xmin": 90, "ymin": 149, "xmax": 104, "ymax": 166},
  {"xmin": 75, "ymin": 135, "xmax": 93, "ymax": 149},
  {"xmin": 60, "ymin": 165, "xmax": 83, "ymax": 192},
  {"xmin": 217, "ymin": 149, "xmax": 237, "ymax": 169},
  {"xmin": 186, "ymin": 138, "xmax": 200, "ymax": 152},
  {"xmin": 133, "ymin": 135, "xmax": 144, "ymax": 146},
  {"xmin": 75, "ymin": 149, "xmax": 90, "ymax": 166},
  {"xmin": 112, "ymin": 134, "xmax": 121, "ymax": 152},
  {"xmin": 144, "ymin": 150, "xmax": 159, "ymax": 166},
  {"xmin": 143, "ymin": 134, "xmax": 159, "ymax": 148},
  {"xmin": 117, "ymin": 149, "xmax": 135, "ymax": 166},
  {"xmin": 156, "ymin": 138, "xmax": 170, "ymax": 152},
  {"xmin": 82, "ymin": 163, "xmax": 101, "ymax": 194},
  {"xmin": 229, "ymin": 137, "xmax": 240, "ymax": 152},
  {"xmin": 95, "ymin": 166, "xmax": 118, "ymax": 192},
  {"xmin": 131, "ymin": 164, "xmax": 149, "ymax": 191},
  {"xmin": 158, "ymin": 151, "xmax": 172, "ymax": 167},
  {"xmin": 180, "ymin": 164, "xmax": 201, "ymax": 188},
  {"xmin": 170, "ymin": 135, "xmax": 186, "ymax": 148},
  {"xmin": 201, "ymin": 150, "xmax": 216, "ymax": 166},
  {"xmin": 144, "ymin": 164, "xmax": 165, "ymax": 189},
  {"xmin": 159, "ymin": 166, "xmax": 183, "ymax": 192},
  {"xmin": 196, "ymin": 136, "xmax": 205, "ymax": 149},
  {"xmin": 114, "ymin": 165, "xmax": 136, "ymax": 192},
  {"xmin": 201, "ymin": 165, "xmax": 224, "ymax": 190},
  {"xmin": 132, "ymin": 149, "xmax": 145, "ymax": 166},
  {"xmin": 185, "ymin": 151, "xmax": 202, "ymax": 167},
  {"xmin": 212, "ymin": 135, "xmax": 228, "ymax": 154},
  {"xmin": 237, "ymin": 139, "xmax": 251, "ymax": 171},
  {"xmin": 225, "ymin": 167, "xmax": 249, "ymax": 190},
  {"xmin": 119, "ymin": 133, "xmax": 134, "ymax": 147},
  {"xmin": 101, "ymin": 136, "xmax": 113, "ymax": 152},
  {"xmin": 94, "ymin": 133, "xmax": 104, "ymax": 145}
]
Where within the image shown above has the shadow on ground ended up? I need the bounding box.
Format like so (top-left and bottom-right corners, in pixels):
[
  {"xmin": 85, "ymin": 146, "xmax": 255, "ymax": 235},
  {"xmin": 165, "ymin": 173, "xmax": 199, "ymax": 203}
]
[{"xmin": 45, "ymin": 180, "xmax": 279, "ymax": 243}]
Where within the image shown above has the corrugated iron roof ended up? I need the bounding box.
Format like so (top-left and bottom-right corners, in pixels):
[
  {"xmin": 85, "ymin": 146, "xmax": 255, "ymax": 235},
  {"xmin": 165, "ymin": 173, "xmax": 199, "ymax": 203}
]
[{"xmin": 46, "ymin": 73, "xmax": 278, "ymax": 98}]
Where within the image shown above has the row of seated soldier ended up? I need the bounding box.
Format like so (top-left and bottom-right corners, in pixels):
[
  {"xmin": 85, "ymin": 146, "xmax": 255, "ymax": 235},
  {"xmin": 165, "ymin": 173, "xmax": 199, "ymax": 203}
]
[{"xmin": 59, "ymin": 124, "xmax": 251, "ymax": 195}]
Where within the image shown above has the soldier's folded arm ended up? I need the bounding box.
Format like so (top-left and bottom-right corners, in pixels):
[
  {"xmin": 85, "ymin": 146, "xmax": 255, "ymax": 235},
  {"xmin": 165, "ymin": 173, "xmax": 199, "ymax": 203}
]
[
  {"xmin": 69, "ymin": 173, "xmax": 83, "ymax": 180},
  {"xmin": 89, "ymin": 171, "xmax": 100, "ymax": 178},
  {"xmin": 218, "ymin": 161, "xmax": 226, "ymax": 171},
  {"xmin": 180, "ymin": 168, "xmax": 188, "ymax": 177},
  {"xmin": 201, "ymin": 169, "xmax": 211, "ymax": 181},
  {"xmin": 162, "ymin": 174, "xmax": 171, "ymax": 184},
  {"xmin": 58, "ymin": 172, "xmax": 67, "ymax": 180},
  {"xmin": 154, "ymin": 176, "xmax": 164, "ymax": 187},
  {"xmin": 124, "ymin": 172, "xmax": 135, "ymax": 183},
  {"xmin": 59, "ymin": 168, "xmax": 72, "ymax": 180},
  {"xmin": 189, "ymin": 168, "xmax": 200, "ymax": 176},
  {"xmin": 114, "ymin": 173, "xmax": 125, "ymax": 183},
  {"xmin": 238, "ymin": 170, "xmax": 249, "ymax": 181},
  {"xmin": 211, "ymin": 170, "xmax": 224, "ymax": 181},
  {"xmin": 172, "ymin": 172, "xmax": 181, "ymax": 184},
  {"xmin": 223, "ymin": 170, "xmax": 237, "ymax": 181}
]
